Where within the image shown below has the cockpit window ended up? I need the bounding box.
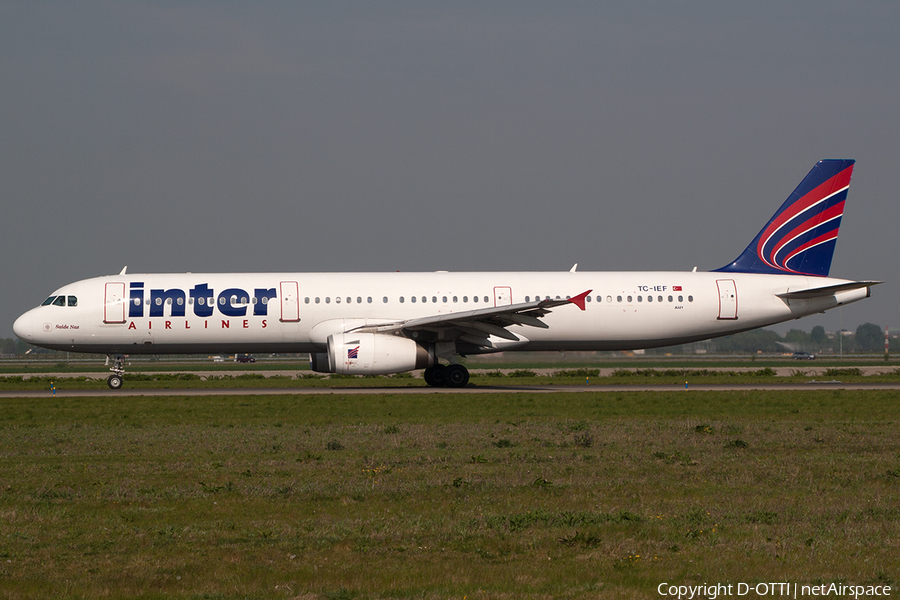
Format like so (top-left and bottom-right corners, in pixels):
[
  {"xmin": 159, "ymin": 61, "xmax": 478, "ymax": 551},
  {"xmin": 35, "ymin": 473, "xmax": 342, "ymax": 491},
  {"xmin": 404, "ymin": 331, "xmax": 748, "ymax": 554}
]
[
  {"xmin": 42, "ymin": 296, "xmax": 56, "ymax": 306},
  {"xmin": 52, "ymin": 296, "xmax": 66, "ymax": 306},
  {"xmin": 67, "ymin": 296, "xmax": 77, "ymax": 307}
]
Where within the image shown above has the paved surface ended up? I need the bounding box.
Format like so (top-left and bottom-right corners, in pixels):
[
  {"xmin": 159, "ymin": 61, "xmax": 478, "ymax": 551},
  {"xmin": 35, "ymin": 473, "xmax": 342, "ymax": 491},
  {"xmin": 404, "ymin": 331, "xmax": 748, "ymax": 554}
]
[
  {"xmin": 3, "ymin": 366, "xmax": 898, "ymax": 379},
  {"xmin": 3, "ymin": 381, "xmax": 900, "ymax": 398}
]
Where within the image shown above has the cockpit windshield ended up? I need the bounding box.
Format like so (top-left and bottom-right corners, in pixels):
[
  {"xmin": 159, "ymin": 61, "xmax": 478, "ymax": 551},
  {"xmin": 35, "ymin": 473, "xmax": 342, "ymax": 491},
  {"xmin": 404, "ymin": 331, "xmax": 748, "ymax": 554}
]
[{"xmin": 41, "ymin": 295, "xmax": 76, "ymax": 307}]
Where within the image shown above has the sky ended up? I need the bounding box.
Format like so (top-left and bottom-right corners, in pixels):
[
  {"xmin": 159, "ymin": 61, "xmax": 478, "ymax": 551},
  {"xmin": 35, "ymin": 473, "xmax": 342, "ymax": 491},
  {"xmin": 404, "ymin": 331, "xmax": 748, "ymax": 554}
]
[{"xmin": 1, "ymin": 2, "xmax": 897, "ymax": 339}]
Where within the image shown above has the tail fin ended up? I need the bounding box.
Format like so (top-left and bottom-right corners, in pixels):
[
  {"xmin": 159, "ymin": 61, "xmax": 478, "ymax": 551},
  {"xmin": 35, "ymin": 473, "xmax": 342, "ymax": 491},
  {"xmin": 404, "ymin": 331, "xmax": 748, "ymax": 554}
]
[{"xmin": 715, "ymin": 159, "xmax": 855, "ymax": 277}]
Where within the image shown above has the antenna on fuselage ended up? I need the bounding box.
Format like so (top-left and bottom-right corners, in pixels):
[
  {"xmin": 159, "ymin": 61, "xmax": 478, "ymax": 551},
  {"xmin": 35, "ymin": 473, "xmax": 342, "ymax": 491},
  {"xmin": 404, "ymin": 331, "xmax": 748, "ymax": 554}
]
[{"xmin": 119, "ymin": 266, "xmax": 128, "ymax": 275}]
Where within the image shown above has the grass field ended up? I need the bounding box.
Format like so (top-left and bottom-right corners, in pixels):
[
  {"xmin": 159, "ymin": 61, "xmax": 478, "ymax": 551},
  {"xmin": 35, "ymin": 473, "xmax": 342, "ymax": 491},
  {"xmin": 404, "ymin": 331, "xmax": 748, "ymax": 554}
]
[{"xmin": 0, "ymin": 389, "xmax": 898, "ymax": 599}]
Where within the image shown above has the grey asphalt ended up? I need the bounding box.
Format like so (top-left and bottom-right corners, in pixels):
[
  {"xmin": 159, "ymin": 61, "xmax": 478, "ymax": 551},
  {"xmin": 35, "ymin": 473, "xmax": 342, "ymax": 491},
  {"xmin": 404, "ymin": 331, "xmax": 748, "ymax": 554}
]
[{"xmin": 2, "ymin": 381, "xmax": 899, "ymax": 398}]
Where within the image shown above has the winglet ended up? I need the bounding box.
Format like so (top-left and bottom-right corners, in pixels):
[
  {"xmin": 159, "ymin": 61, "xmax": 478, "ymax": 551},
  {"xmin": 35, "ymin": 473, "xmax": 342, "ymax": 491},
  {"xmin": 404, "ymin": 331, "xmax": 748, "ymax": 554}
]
[{"xmin": 568, "ymin": 289, "xmax": 592, "ymax": 311}]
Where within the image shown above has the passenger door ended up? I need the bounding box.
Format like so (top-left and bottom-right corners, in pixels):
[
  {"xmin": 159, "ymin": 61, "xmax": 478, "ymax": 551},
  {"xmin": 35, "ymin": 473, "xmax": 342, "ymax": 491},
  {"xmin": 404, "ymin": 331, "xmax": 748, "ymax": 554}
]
[{"xmin": 104, "ymin": 282, "xmax": 127, "ymax": 324}]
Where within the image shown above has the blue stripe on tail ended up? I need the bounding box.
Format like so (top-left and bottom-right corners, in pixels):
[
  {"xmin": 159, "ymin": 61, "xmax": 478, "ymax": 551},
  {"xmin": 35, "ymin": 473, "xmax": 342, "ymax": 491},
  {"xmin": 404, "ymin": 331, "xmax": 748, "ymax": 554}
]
[{"xmin": 714, "ymin": 159, "xmax": 855, "ymax": 277}]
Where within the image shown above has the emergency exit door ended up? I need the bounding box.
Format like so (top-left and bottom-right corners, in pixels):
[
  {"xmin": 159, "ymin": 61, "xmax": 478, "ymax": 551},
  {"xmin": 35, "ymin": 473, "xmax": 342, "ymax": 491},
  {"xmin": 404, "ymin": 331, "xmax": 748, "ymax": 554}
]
[
  {"xmin": 280, "ymin": 281, "xmax": 300, "ymax": 322},
  {"xmin": 716, "ymin": 279, "xmax": 738, "ymax": 320},
  {"xmin": 494, "ymin": 286, "xmax": 512, "ymax": 307}
]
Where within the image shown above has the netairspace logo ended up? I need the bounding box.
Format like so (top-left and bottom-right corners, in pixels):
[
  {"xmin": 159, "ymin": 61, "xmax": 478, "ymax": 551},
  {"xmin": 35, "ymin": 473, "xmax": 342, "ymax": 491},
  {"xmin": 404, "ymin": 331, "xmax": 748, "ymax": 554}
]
[{"xmin": 657, "ymin": 582, "xmax": 892, "ymax": 599}]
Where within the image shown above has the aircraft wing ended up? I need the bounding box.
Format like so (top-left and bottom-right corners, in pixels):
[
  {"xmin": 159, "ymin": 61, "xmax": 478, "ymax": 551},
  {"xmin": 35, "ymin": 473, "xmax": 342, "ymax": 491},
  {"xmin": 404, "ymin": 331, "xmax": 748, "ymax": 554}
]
[{"xmin": 346, "ymin": 290, "xmax": 592, "ymax": 348}]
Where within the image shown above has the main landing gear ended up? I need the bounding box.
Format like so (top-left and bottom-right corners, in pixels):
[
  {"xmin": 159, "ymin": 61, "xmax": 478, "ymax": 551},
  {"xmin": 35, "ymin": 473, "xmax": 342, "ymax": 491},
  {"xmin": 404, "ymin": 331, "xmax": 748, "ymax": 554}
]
[
  {"xmin": 423, "ymin": 364, "xmax": 469, "ymax": 388},
  {"xmin": 106, "ymin": 354, "xmax": 125, "ymax": 390}
]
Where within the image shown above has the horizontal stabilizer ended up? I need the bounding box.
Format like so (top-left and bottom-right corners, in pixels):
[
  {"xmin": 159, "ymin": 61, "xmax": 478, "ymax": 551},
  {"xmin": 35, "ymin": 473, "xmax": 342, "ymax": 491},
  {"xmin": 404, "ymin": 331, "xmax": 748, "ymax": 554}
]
[{"xmin": 776, "ymin": 280, "xmax": 881, "ymax": 300}]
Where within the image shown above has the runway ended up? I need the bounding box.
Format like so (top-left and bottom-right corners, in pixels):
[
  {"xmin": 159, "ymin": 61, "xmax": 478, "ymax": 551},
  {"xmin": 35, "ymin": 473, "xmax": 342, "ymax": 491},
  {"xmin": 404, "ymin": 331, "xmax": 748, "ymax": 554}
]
[{"xmin": 3, "ymin": 381, "xmax": 900, "ymax": 398}]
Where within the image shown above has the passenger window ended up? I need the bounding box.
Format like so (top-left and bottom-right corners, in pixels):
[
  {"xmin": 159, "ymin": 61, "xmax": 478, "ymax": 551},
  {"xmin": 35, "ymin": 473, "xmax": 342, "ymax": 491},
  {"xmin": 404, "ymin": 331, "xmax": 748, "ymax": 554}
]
[
  {"xmin": 423, "ymin": 296, "xmax": 428, "ymax": 303},
  {"xmin": 347, "ymin": 297, "xmax": 352, "ymax": 304},
  {"xmin": 411, "ymin": 296, "xmax": 416, "ymax": 303},
  {"xmin": 678, "ymin": 295, "xmax": 683, "ymax": 302},
  {"xmin": 305, "ymin": 297, "xmax": 310, "ymax": 304},
  {"xmin": 400, "ymin": 297, "xmax": 405, "ymax": 303},
  {"xmin": 463, "ymin": 296, "xmax": 468, "ymax": 303},
  {"xmin": 336, "ymin": 297, "xmax": 341, "ymax": 304},
  {"xmin": 658, "ymin": 296, "xmax": 663, "ymax": 303},
  {"xmin": 357, "ymin": 297, "xmax": 362, "ymax": 304},
  {"xmin": 617, "ymin": 296, "xmax": 622, "ymax": 303},
  {"xmin": 668, "ymin": 295, "xmax": 673, "ymax": 302},
  {"xmin": 627, "ymin": 296, "xmax": 633, "ymax": 303},
  {"xmin": 68, "ymin": 296, "xmax": 78, "ymax": 307},
  {"xmin": 606, "ymin": 295, "xmax": 612, "ymax": 303},
  {"xmin": 366, "ymin": 297, "xmax": 372, "ymax": 303},
  {"xmin": 383, "ymin": 297, "xmax": 388, "ymax": 303},
  {"xmin": 525, "ymin": 296, "xmax": 530, "ymax": 302},
  {"xmin": 473, "ymin": 296, "xmax": 478, "ymax": 303},
  {"xmin": 646, "ymin": 296, "xmax": 651, "ymax": 303},
  {"xmin": 688, "ymin": 295, "xmax": 694, "ymax": 302},
  {"xmin": 453, "ymin": 296, "xmax": 458, "ymax": 303},
  {"xmin": 177, "ymin": 297, "xmax": 184, "ymax": 306},
  {"xmin": 315, "ymin": 297, "xmax": 320, "ymax": 304},
  {"xmin": 638, "ymin": 296, "xmax": 643, "ymax": 302}
]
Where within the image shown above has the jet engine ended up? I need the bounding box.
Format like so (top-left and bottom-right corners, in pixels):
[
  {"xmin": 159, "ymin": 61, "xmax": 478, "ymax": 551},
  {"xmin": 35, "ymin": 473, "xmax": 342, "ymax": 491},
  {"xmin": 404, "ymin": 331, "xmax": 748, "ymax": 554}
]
[{"xmin": 310, "ymin": 332, "xmax": 434, "ymax": 375}]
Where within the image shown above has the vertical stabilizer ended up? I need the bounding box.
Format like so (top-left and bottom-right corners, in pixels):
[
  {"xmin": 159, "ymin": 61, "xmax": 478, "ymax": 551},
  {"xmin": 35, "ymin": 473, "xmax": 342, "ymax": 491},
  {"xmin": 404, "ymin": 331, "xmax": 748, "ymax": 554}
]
[{"xmin": 715, "ymin": 159, "xmax": 854, "ymax": 277}]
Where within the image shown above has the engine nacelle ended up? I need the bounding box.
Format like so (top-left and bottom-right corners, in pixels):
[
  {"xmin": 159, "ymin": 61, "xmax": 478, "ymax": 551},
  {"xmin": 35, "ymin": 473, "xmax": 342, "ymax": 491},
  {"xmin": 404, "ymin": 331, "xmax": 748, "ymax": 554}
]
[{"xmin": 311, "ymin": 333, "xmax": 434, "ymax": 375}]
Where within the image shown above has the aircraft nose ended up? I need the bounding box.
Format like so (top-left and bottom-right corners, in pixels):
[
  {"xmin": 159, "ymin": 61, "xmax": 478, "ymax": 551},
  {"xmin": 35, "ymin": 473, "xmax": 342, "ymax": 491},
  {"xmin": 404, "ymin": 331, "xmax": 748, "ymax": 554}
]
[{"xmin": 13, "ymin": 311, "xmax": 33, "ymax": 341}]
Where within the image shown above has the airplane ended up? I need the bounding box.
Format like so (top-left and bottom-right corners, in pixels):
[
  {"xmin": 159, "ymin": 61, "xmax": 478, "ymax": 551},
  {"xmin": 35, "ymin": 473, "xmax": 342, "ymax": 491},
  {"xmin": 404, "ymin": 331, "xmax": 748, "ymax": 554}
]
[{"xmin": 13, "ymin": 159, "xmax": 879, "ymax": 390}]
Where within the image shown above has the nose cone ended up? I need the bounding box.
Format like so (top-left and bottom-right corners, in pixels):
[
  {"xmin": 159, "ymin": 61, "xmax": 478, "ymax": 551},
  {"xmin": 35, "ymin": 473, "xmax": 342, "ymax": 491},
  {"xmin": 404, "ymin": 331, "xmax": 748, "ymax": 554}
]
[{"xmin": 13, "ymin": 310, "xmax": 33, "ymax": 341}]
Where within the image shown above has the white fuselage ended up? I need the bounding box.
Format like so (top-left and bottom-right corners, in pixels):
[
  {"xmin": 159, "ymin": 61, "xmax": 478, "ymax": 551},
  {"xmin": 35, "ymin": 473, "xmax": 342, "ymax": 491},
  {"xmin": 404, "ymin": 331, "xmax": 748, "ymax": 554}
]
[{"xmin": 13, "ymin": 270, "xmax": 868, "ymax": 355}]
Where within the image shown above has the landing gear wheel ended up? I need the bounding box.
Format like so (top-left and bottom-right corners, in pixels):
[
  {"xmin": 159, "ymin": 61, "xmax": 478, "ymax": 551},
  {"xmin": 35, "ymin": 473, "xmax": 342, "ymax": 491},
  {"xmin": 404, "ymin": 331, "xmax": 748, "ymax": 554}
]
[
  {"xmin": 446, "ymin": 364, "xmax": 469, "ymax": 388},
  {"xmin": 106, "ymin": 354, "xmax": 126, "ymax": 390},
  {"xmin": 424, "ymin": 364, "xmax": 447, "ymax": 387}
]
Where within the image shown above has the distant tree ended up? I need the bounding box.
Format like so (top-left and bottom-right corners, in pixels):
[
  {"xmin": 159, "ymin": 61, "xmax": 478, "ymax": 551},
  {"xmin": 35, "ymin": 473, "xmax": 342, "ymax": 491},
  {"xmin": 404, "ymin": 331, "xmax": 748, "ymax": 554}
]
[
  {"xmin": 0, "ymin": 338, "xmax": 18, "ymax": 355},
  {"xmin": 783, "ymin": 328, "xmax": 810, "ymax": 349},
  {"xmin": 810, "ymin": 325, "xmax": 828, "ymax": 348},
  {"xmin": 854, "ymin": 323, "xmax": 883, "ymax": 353},
  {"xmin": 0, "ymin": 338, "xmax": 38, "ymax": 356}
]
